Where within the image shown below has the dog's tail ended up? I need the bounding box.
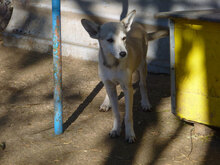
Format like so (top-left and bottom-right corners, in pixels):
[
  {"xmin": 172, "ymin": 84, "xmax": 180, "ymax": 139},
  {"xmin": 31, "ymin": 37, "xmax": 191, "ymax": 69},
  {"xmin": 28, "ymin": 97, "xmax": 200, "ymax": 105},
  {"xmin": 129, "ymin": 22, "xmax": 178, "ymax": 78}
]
[{"xmin": 146, "ymin": 29, "xmax": 169, "ymax": 41}]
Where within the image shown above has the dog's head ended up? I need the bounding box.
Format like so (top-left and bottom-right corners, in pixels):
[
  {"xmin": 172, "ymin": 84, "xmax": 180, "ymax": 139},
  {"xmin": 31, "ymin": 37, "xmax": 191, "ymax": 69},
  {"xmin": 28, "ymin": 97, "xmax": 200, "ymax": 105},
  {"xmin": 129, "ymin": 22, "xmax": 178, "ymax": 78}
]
[{"xmin": 81, "ymin": 10, "xmax": 136, "ymax": 59}]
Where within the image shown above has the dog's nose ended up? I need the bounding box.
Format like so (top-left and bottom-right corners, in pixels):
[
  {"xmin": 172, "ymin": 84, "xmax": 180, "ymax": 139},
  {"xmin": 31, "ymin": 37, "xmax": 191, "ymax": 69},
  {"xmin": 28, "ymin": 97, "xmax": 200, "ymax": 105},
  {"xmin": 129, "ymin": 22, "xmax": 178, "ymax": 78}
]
[{"xmin": 119, "ymin": 51, "xmax": 127, "ymax": 57}]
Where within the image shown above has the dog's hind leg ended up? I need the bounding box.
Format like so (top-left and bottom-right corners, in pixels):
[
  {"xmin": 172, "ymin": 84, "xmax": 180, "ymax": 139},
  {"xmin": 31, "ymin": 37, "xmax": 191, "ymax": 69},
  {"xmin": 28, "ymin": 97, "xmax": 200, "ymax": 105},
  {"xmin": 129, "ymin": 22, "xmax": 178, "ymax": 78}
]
[
  {"xmin": 138, "ymin": 62, "xmax": 152, "ymax": 111},
  {"xmin": 100, "ymin": 94, "xmax": 111, "ymax": 112},
  {"xmin": 104, "ymin": 81, "xmax": 121, "ymax": 138}
]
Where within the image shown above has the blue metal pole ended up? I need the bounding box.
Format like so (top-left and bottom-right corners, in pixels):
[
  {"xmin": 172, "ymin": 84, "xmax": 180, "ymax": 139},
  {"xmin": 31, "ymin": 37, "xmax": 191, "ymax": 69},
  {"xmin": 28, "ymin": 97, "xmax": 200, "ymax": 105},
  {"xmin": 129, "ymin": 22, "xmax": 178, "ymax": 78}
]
[{"xmin": 52, "ymin": 0, "xmax": 63, "ymax": 135}]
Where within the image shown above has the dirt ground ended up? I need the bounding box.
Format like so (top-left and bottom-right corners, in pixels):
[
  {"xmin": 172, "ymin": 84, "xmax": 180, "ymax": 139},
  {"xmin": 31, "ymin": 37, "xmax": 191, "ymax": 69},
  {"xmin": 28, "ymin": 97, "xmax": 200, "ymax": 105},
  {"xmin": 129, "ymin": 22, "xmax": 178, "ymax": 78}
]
[{"xmin": 0, "ymin": 43, "xmax": 220, "ymax": 165}]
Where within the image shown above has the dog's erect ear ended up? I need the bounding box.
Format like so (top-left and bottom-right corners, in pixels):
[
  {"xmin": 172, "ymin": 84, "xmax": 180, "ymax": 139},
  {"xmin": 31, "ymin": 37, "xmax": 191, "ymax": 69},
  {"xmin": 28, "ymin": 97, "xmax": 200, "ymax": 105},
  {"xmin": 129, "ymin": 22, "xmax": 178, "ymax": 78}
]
[
  {"xmin": 81, "ymin": 19, "xmax": 100, "ymax": 39},
  {"xmin": 121, "ymin": 10, "xmax": 136, "ymax": 32}
]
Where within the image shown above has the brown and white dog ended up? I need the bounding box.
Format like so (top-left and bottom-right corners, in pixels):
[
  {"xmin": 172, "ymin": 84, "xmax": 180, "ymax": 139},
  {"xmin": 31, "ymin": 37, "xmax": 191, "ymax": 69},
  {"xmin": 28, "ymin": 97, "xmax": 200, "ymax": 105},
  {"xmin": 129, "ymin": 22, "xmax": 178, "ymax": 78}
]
[{"xmin": 81, "ymin": 10, "xmax": 168, "ymax": 143}]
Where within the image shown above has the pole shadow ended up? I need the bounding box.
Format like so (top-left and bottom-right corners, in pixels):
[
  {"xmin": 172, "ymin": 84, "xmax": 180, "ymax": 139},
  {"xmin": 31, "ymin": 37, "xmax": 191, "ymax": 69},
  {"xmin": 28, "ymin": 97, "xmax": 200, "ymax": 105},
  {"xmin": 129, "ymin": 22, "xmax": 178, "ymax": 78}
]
[{"xmin": 63, "ymin": 81, "xmax": 104, "ymax": 131}]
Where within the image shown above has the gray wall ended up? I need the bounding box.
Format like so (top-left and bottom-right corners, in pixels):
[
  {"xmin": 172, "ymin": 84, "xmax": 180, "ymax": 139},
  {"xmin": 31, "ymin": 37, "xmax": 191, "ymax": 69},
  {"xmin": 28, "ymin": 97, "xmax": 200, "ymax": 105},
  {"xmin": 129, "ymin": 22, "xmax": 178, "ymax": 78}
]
[
  {"xmin": 4, "ymin": 0, "xmax": 220, "ymax": 73},
  {"xmin": 74, "ymin": 0, "xmax": 220, "ymax": 73}
]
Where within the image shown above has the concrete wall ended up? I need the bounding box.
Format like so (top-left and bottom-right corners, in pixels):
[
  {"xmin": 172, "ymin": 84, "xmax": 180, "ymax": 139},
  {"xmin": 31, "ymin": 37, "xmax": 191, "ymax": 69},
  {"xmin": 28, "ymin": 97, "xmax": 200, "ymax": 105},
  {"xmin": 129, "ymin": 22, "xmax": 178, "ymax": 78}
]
[{"xmin": 3, "ymin": 0, "xmax": 220, "ymax": 73}]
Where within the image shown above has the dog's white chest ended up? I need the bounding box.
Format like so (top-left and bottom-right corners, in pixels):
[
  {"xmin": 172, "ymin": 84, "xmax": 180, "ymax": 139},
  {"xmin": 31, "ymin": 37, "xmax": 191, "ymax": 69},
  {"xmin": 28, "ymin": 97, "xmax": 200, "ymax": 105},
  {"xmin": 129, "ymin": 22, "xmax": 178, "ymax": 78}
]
[{"xmin": 99, "ymin": 65, "xmax": 128, "ymax": 84}]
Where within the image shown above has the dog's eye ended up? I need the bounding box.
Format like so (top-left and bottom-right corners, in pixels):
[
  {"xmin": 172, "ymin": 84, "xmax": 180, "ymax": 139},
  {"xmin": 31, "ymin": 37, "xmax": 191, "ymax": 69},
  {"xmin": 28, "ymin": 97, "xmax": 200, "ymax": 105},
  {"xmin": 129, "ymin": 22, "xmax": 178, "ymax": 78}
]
[
  {"xmin": 122, "ymin": 37, "xmax": 126, "ymax": 41},
  {"xmin": 107, "ymin": 38, "xmax": 114, "ymax": 43}
]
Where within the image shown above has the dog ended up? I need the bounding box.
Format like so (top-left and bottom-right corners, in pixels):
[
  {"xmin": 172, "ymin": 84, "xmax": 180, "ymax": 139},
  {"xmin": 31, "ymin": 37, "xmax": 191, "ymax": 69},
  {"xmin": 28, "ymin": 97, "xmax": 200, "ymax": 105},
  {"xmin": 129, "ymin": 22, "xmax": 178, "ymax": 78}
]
[{"xmin": 81, "ymin": 10, "xmax": 168, "ymax": 143}]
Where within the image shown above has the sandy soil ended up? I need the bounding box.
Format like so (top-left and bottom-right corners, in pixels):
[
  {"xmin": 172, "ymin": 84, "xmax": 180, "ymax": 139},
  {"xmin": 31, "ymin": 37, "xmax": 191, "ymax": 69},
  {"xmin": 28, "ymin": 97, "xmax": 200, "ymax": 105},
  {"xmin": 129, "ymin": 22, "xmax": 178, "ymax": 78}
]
[{"xmin": 0, "ymin": 44, "xmax": 220, "ymax": 165}]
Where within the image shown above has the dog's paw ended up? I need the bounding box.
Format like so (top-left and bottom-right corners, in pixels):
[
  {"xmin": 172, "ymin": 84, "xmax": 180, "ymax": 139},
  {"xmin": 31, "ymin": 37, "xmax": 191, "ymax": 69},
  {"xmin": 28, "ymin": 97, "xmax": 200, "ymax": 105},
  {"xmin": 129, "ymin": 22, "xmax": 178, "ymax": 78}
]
[
  {"xmin": 99, "ymin": 104, "xmax": 111, "ymax": 112},
  {"xmin": 141, "ymin": 102, "xmax": 152, "ymax": 112},
  {"xmin": 126, "ymin": 135, "xmax": 136, "ymax": 143},
  {"xmin": 125, "ymin": 130, "xmax": 136, "ymax": 143},
  {"xmin": 109, "ymin": 130, "xmax": 120, "ymax": 138}
]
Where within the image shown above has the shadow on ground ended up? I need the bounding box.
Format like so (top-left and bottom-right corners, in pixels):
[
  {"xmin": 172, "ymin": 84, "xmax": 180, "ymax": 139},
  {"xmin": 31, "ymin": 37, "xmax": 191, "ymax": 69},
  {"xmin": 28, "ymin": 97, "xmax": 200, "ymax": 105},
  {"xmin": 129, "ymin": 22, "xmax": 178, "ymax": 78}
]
[{"xmin": 0, "ymin": 45, "xmax": 219, "ymax": 164}]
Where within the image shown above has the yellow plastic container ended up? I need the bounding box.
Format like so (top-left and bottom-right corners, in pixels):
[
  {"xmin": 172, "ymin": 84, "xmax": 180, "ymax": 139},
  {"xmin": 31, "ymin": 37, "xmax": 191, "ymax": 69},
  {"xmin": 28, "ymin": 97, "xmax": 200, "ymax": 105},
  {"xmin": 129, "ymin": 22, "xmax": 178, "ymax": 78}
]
[{"xmin": 157, "ymin": 10, "xmax": 220, "ymax": 127}]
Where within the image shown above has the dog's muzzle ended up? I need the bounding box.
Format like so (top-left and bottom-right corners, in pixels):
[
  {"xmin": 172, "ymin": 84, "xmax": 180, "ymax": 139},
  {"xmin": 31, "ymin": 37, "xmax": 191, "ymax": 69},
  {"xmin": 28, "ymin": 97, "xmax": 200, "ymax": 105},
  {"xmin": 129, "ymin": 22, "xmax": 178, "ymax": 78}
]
[{"xmin": 119, "ymin": 51, "xmax": 127, "ymax": 58}]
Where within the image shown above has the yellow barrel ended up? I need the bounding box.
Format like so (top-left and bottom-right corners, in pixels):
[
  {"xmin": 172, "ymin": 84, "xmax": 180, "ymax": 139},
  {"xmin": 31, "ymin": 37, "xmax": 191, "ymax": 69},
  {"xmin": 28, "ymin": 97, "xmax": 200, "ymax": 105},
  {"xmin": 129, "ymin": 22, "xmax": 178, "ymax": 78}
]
[
  {"xmin": 156, "ymin": 10, "xmax": 220, "ymax": 127},
  {"xmin": 174, "ymin": 19, "xmax": 220, "ymax": 127}
]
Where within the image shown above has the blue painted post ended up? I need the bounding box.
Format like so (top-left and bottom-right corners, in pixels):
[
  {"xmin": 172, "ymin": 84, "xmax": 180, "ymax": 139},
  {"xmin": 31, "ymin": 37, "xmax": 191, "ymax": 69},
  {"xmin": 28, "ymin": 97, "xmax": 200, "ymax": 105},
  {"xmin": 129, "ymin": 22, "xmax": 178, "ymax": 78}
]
[{"xmin": 52, "ymin": 0, "xmax": 63, "ymax": 135}]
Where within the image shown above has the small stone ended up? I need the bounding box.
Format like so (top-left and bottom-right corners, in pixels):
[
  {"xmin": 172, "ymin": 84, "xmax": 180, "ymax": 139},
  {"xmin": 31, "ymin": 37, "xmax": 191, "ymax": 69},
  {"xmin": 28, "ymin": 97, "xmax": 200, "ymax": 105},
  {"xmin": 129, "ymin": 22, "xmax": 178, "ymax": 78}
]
[{"xmin": 0, "ymin": 142, "xmax": 6, "ymax": 150}]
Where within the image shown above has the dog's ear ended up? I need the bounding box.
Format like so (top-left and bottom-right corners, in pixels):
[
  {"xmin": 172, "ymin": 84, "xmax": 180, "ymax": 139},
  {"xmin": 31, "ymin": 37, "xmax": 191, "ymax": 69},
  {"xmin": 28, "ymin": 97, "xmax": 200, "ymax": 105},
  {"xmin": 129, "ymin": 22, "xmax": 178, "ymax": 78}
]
[
  {"xmin": 81, "ymin": 19, "xmax": 100, "ymax": 39},
  {"xmin": 121, "ymin": 10, "xmax": 136, "ymax": 32}
]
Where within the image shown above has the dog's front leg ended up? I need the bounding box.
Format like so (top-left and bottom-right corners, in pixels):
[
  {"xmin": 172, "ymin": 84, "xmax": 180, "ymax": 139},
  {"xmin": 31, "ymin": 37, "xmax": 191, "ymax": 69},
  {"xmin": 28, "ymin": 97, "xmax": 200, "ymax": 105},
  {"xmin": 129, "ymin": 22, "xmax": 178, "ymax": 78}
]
[
  {"xmin": 104, "ymin": 81, "xmax": 121, "ymax": 138},
  {"xmin": 121, "ymin": 83, "xmax": 136, "ymax": 143}
]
